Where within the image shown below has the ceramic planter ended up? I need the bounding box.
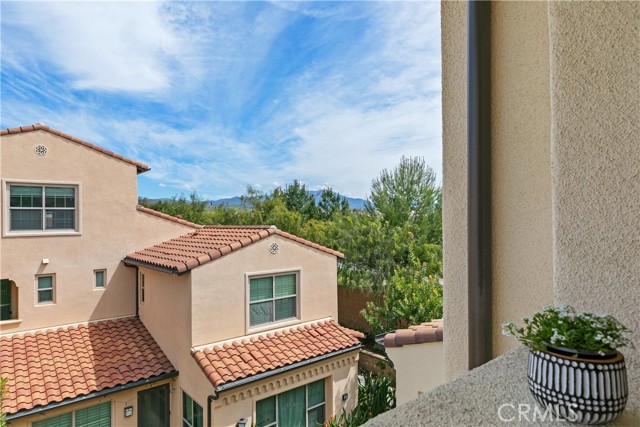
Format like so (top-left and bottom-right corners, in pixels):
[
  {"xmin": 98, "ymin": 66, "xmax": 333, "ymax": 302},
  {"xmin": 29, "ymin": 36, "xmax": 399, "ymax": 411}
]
[{"xmin": 527, "ymin": 349, "xmax": 628, "ymax": 424}]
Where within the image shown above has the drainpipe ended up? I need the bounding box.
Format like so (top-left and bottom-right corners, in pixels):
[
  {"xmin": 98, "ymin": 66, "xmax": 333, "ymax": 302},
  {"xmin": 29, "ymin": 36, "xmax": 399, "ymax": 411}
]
[
  {"xmin": 467, "ymin": 0, "xmax": 493, "ymax": 370},
  {"xmin": 207, "ymin": 394, "xmax": 216, "ymax": 427}
]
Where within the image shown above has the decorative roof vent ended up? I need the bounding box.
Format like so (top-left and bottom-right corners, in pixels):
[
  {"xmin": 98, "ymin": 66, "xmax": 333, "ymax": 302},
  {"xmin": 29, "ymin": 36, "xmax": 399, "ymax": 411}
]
[
  {"xmin": 34, "ymin": 145, "xmax": 48, "ymax": 156},
  {"xmin": 269, "ymin": 242, "xmax": 279, "ymax": 254}
]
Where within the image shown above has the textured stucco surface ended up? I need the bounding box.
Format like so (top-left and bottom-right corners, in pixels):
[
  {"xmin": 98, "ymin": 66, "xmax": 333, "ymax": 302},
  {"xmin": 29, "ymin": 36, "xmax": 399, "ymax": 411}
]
[
  {"xmin": 490, "ymin": 1, "xmax": 554, "ymax": 357},
  {"xmin": 441, "ymin": 0, "xmax": 469, "ymax": 381},
  {"xmin": 548, "ymin": 2, "xmax": 640, "ymax": 346},
  {"xmin": 365, "ymin": 347, "xmax": 639, "ymax": 427}
]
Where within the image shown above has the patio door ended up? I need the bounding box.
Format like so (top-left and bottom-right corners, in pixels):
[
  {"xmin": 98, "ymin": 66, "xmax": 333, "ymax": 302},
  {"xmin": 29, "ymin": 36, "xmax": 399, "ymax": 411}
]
[{"xmin": 138, "ymin": 384, "xmax": 170, "ymax": 427}]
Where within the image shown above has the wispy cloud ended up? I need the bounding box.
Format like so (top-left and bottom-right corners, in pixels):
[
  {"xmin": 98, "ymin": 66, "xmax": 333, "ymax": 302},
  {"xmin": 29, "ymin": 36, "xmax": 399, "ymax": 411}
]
[{"xmin": 1, "ymin": 1, "xmax": 442, "ymax": 200}]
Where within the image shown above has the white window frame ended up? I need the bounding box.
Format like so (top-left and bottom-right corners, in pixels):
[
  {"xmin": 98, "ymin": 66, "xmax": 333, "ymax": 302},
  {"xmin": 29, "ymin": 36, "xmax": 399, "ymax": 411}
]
[
  {"xmin": 182, "ymin": 390, "xmax": 203, "ymax": 427},
  {"xmin": 2, "ymin": 179, "xmax": 81, "ymax": 237},
  {"xmin": 94, "ymin": 269, "xmax": 107, "ymax": 290},
  {"xmin": 246, "ymin": 268, "xmax": 301, "ymax": 333},
  {"xmin": 36, "ymin": 274, "xmax": 56, "ymax": 305}
]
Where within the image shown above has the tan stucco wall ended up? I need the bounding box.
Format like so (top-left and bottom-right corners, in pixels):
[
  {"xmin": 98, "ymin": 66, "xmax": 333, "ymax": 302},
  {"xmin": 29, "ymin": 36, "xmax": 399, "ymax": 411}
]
[
  {"xmin": 386, "ymin": 342, "xmax": 445, "ymax": 406},
  {"xmin": 442, "ymin": 1, "xmax": 554, "ymax": 378},
  {"xmin": 442, "ymin": 0, "xmax": 638, "ymax": 380},
  {"xmin": 190, "ymin": 235, "xmax": 339, "ymax": 347},
  {"xmin": 548, "ymin": 1, "xmax": 640, "ymax": 345},
  {"xmin": 210, "ymin": 350, "xmax": 359, "ymax": 427},
  {"xmin": 0, "ymin": 130, "xmax": 193, "ymax": 334},
  {"xmin": 490, "ymin": 1, "xmax": 554, "ymax": 357},
  {"xmin": 6, "ymin": 378, "xmax": 174, "ymax": 427},
  {"xmin": 441, "ymin": 0, "xmax": 469, "ymax": 381}
]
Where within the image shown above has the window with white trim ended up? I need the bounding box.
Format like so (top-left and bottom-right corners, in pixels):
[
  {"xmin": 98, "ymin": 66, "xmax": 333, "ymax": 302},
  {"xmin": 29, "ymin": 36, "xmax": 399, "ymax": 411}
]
[
  {"xmin": 249, "ymin": 273, "xmax": 297, "ymax": 327},
  {"xmin": 37, "ymin": 275, "xmax": 55, "ymax": 304},
  {"xmin": 7, "ymin": 184, "xmax": 77, "ymax": 232},
  {"xmin": 94, "ymin": 269, "xmax": 106, "ymax": 289},
  {"xmin": 182, "ymin": 391, "xmax": 203, "ymax": 427},
  {"xmin": 255, "ymin": 379, "xmax": 325, "ymax": 427}
]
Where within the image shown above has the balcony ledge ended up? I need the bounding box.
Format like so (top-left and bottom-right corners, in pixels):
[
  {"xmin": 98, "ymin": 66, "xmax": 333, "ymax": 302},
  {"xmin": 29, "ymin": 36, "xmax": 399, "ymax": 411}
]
[{"xmin": 365, "ymin": 347, "xmax": 639, "ymax": 426}]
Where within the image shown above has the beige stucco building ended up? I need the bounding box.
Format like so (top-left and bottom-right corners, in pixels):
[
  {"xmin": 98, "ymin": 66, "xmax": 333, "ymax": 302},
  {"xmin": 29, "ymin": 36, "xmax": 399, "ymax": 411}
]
[{"xmin": 1, "ymin": 125, "xmax": 361, "ymax": 427}]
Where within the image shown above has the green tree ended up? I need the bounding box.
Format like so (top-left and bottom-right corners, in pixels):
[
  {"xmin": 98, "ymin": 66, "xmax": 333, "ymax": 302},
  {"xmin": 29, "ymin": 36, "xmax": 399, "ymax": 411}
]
[
  {"xmin": 143, "ymin": 192, "xmax": 208, "ymax": 224},
  {"xmin": 361, "ymin": 253, "xmax": 443, "ymax": 334},
  {"xmin": 272, "ymin": 180, "xmax": 317, "ymax": 220},
  {"xmin": 316, "ymin": 188, "xmax": 350, "ymax": 221},
  {"xmin": 0, "ymin": 377, "xmax": 7, "ymax": 427}
]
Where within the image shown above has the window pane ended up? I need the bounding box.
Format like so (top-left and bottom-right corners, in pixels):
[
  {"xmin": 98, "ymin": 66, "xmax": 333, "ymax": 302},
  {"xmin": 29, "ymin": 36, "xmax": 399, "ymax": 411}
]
[
  {"xmin": 250, "ymin": 301, "xmax": 273, "ymax": 326},
  {"xmin": 95, "ymin": 271, "xmax": 104, "ymax": 288},
  {"xmin": 10, "ymin": 209, "xmax": 42, "ymax": 230},
  {"xmin": 10, "ymin": 186, "xmax": 42, "ymax": 207},
  {"xmin": 193, "ymin": 401, "xmax": 203, "ymax": 427},
  {"xmin": 278, "ymin": 386, "xmax": 305, "ymax": 427},
  {"xmin": 33, "ymin": 411, "xmax": 72, "ymax": 427},
  {"xmin": 307, "ymin": 380, "xmax": 325, "ymax": 408},
  {"xmin": 250, "ymin": 277, "xmax": 273, "ymax": 301},
  {"xmin": 275, "ymin": 274, "xmax": 296, "ymax": 297},
  {"xmin": 274, "ymin": 297, "xmax": 296, "ymax": 321},
  {"xmin": 307, "ymin": 405, "xmax": 325, "ymax": 427},
  {"xmin": 46, "ymin": 209, "xmax": 75, "ymax": 229},
  {"xmin": 38, "ymin": 290, "xmax": 53, "ymax": 303},
  {"xmin": 1, "ymin": 280, "xmax": 12, "ymax": 321},
  {"xmin": 183, "ymin": 392, "xmax": 193, "ymax": 426},
  {"xmin": 75, "ymin": 402, "xmax": 111, "ymax": 427},
  {"xmin": 45, "ymin": 187, "xmax": 75, "ymax": 208},
  {"xmin": 255, "ymin": 396, "xmax": 276, "ymax": 427},
  {"xmin": 38, "ymin": 276, "xmax": 53, "ymax": 289}
]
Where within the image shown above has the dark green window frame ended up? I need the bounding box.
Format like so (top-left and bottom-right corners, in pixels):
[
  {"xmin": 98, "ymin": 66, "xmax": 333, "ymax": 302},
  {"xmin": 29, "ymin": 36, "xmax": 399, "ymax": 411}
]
[
  {"xmin": 249, "ymin": 273, "xmax": 298, "ymax": 327},
  {"xmin": 182, "ymin": 391, "xmax": 203, "ymax": 427},
  {"xmin": 255, "ymin": 379, "xmax": 325, "ymax": 427},
  {"xmin": 1, "ymin": 279, "xmax": 15, "ymax": 321},
  {"xmin": 8, "ymin": 184, "xmax": 77, "ymax": 232}
]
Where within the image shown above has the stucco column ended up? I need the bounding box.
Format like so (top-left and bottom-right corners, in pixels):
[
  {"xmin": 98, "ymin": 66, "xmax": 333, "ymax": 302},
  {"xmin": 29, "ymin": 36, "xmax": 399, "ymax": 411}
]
[{"xmin": 548, "ymin": 1, "xmax": 640, "ymax": 344}]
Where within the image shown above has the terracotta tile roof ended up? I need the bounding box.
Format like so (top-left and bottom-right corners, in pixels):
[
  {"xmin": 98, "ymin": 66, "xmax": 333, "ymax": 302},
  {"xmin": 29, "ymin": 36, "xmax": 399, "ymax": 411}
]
[
  {"xmin": 124, "ymin": 225, "xmax": 345, "ymax": 274},
  {"xmin": 192, "ymin": 320, "xmax": 360, "ymax": 389},
  {"xmin": 137, "ymin": 205, "xmax": 202, "ymax": 229},
  {"xmin": 0, "ymin": 317, "xmax": 175, "ymax": 416},
  {"xmin": 1, "ymin": 124, "xmax": 150, "ymax": 173},
  {"xmin": 342, "ymin": 326, "xmax": 366, "ymax": 340},
  {"xmin": 383, "ymin": 319, "xmax": 444, "ymax": 348}
]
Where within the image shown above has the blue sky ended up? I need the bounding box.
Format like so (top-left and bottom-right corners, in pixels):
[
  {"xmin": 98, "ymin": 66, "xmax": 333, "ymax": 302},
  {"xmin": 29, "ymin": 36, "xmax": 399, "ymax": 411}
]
[{"xmin": 1, "ymin": 1, "xmax": 441, "ymax": 200}]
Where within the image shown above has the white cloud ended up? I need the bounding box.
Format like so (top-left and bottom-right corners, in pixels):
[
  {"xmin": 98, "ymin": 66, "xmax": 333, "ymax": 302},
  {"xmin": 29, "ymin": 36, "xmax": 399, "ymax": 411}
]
[{"xmin": 1, "ymin": 1, "xmax": 195, "ymax": 92}]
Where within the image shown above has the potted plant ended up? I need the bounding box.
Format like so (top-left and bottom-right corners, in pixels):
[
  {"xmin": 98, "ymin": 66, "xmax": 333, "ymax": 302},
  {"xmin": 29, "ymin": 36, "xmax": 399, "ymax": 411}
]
[{"xmin": 502, "ymin": 305, "xmax": 634, "ymax": 424}]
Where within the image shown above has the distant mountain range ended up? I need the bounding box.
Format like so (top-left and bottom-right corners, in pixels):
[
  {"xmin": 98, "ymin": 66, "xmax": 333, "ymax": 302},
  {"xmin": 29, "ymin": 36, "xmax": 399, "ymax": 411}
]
[
  {"xmin": 145, "ymin": 191, "xmax": 367, "ymax": 210},
  {"xmin": 207, "ymin": 190, "xmax": 367, "ymax": 210}
]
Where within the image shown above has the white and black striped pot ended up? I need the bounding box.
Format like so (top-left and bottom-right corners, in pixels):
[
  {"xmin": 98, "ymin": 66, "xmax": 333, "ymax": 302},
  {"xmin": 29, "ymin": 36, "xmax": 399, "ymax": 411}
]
[{"xmin": 527, "ymin": 349, "xmax": 628, "ymax": 424}]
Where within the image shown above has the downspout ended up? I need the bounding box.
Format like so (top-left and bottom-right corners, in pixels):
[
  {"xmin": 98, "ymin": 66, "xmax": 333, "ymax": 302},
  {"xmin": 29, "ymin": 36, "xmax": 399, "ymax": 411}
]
[
  {"xmin": 207, "ymin": 394, "xmax": 217, "ymax": 427},
  {"xmin": 467, "ymin": 0, "xmax": 493, "ymax": 370}
]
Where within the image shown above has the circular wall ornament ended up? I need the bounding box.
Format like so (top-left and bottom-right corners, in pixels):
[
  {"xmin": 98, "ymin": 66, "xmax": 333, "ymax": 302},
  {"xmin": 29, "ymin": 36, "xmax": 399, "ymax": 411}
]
[
  {"xmin": 34, "ymin": 145, "xmax": 48, "ymax": 156},
  {"xmin": 269, "ymin": 242, "xmax": 279, "ymax": 254}
]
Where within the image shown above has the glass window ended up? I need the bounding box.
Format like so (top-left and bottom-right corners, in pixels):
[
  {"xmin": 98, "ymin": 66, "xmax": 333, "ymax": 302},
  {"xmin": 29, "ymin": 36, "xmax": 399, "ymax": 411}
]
[
  {"xmin": 75, "ymin": 402, "xmax": 111, "ymax": 427},
  {"xmin": 249, "ymin": 273, "xmax": 297, "ymax": 327},
  {"xmin": 255, "ymin": 380, "xmax": 325, "ymax": 427},
  {"xmin": 1, "ymin": 279, "xmax": 14, "ymax": 321},
  {"xmin": 182, "ymin": 392, "xmax": 203, "ymax": 427},
  {"xmin": 32, "ymin": 412, "xmax": 72, "ymax": 427},
  {"xmin": 95, "ymin": 270, "xmax": 106, "ymax": 289},
  {"xmin": 8, "ymin": 184, "xmax": 76, "ymax": 232},
  {"xmin": 37, "ymin": 275, "xmax": 54, "ymax": 304}
]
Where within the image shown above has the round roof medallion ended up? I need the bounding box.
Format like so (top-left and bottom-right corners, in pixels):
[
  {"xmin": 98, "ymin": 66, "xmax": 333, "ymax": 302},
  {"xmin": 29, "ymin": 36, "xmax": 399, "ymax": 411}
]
[
  {"xmin": 269, "ymin": 242, "xmax": 279, "ymax": 254},
  {"xmin": 34, "ymin": 145, "xmax": 48, "ymax": 156}
]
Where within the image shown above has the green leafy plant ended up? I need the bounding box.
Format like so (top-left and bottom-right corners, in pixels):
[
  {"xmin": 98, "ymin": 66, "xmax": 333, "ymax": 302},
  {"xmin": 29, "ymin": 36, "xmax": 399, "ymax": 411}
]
[
  {"xmin": 322, "ymin": 371, "xmax": 396, "ymax": 427},
  {"xmin": 0, "ymin": 377, "xmax": 8, "ymax": 427},
  {"xmin": 502, "ymin": 305, "xmax": 634, "ymax": 355}
]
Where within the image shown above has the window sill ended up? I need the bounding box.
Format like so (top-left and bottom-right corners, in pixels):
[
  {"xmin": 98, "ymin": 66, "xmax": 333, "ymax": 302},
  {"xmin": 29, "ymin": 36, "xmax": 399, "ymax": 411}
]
[
  {"xmin": 247, "ymin": 317, "xmax": 301, "ymax": 335},
  {"xmin": 0, "ymin": 319, "xmax": 22, "ymax": 327},
  {"xmin": 3, "ymin": 230, "xmax": 81, "ymax": 238}
]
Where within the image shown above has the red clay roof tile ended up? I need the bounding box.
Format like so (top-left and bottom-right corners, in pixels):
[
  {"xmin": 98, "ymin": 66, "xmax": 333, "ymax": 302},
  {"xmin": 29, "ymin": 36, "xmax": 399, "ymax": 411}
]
[
  {"xmin": 383, "ymin": 319, "xmax": 444, "ymax": 348},
  {"xmin": 0, "ymin": 317, "xmax": 175, "ymax": 415},
  {"xmin": 125, "ymin": 226, "xmax": 344, "ymax": 274},
  {"xmin": 1, "ymin": 124, "xmax": 150, "ymax": 173},
  {"xmin": 192, "ymin": 321, "xmax": 360, "ymax": 389}
]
